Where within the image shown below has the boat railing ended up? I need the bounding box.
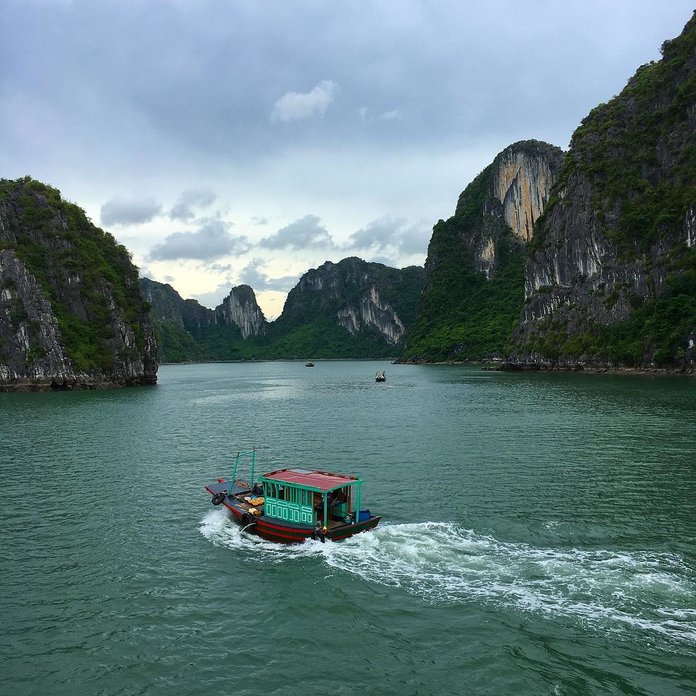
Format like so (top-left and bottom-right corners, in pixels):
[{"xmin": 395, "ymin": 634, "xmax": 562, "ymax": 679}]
[{"xmin": 231, "ymin": 448, "xmax": 257, "ymax": 487}]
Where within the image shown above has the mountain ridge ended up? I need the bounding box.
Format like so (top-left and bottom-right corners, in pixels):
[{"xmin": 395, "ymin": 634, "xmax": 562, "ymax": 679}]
[{"xmin": 142, "ymin": 257, "xmax": 424, "ymax": 361}]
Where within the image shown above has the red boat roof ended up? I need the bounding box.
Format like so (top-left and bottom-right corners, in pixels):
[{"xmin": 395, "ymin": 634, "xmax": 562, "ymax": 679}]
[{"xmin": 261, "ymin": 468, "xmax": 358, "ymax": 491}]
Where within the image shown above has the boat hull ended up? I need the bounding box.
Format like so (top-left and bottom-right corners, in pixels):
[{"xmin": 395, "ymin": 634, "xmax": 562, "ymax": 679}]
[{"xmin": 205, "ymin": 483, "xmax": 380, "ymax": 543}]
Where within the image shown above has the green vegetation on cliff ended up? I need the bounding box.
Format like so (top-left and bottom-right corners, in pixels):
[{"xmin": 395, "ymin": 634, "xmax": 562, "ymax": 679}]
[
  {"xmin": 264, "ymin": 259, "xmax": 424, "ymax": 359},
  {"xmin": 155, "ymin": 320, "xmax": 208, "ymax": 363},
  {"xmin": 403, "ymin": 140, "xmax": 562, "ymax": 362},
  {"xmin": 526, "ymin": 247, "xmax": 696, "ymax": 367},
  {"xmin": 520, "ymin": 13, "xmax": 696, "ymax": 367},
  {"xmin": 404, "ymin": 164, "xmax": 525, "ymax": 360},
  {"xmin": 0, "ymin": 177, "xmax": 155, "ymax": 376},
  {"xmin": 143, "ymin": 259, "xmax": 424, "ymax": 362},
  {"xmin": 540, "ymin": 16, "xmax": 695, "ymax": 254}
]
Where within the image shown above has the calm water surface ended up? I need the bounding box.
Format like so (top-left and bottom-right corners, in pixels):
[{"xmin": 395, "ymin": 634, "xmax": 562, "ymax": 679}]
[{"xmin": 1, "ymin": 362, "xmax": 695, "ymax": 695}]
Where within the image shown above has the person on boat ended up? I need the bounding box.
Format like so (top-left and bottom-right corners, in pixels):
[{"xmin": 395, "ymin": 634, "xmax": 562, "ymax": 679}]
[
  {"xmin": 313, "ymin": 493, "xmax": 324, "ymax": 522},
  {"xmin": 313, "ymin": 521, "xmax": 327, "ymax": 542},
  {"xmin": 328, "ymin": 490, "xmax": 345, "ymax": 519}
]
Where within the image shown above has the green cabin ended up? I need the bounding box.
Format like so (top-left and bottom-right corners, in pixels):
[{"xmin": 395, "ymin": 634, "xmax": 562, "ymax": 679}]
[
  {"xmin": 229, "ymin": 450, "xmax": 365, "ymax": 528},
  {"xmin": 259, "ymin": 468, "xmax": 362, "ymax": 528}
]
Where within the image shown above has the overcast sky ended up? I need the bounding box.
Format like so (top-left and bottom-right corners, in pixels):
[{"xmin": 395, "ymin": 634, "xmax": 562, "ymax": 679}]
[{"xmin": 1, "ymin": 1, "xmax": 692, "ymax": 318}]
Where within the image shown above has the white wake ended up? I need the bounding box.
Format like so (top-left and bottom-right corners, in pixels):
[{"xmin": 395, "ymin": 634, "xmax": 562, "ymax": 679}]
[{"xmin": 200, "ymin": 511, "xmax": 696, "ymax": 647}]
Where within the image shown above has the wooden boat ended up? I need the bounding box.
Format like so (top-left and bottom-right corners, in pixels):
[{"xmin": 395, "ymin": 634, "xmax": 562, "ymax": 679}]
[
  {"xmin": 375, "ymin": 370, "xmax": 386, "ymax": 382},
  {"xmin": 205, "ymin": 449, "xmax": 381, "ymax": 543}
]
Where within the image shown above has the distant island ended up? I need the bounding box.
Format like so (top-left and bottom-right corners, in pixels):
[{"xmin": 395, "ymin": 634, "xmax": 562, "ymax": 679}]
[
  {"xmin": 0, "ymin": 177, "xmax": 157, "ymax": 391},
  {"xmin": 140, "ymin": 260, "xmax": 424, "ymax": 363}
]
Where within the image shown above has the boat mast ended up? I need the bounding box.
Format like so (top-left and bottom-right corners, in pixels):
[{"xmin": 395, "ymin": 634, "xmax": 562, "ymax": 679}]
[
  {"xmin": 231, "ymin": 451, "xmax": 240, "ymax": 483},
  {"xmin": 230, "ymin": 447, "xmax": 256, "ymax": 486}
]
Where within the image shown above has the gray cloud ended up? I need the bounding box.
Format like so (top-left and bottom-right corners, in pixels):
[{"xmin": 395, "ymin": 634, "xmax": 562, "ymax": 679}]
[
  {"xmin": 192, "ymin": 283, "xmax": 234, "ymax": 309},
  {"xmin": 260, "ymin": 215, "xmax": 334, "ymax": 250},
  {"xmin": 169, "ymin": 188, "xmax": 218, "ymax": 221},
  {"xmin": 348, "ymin": 216, "xmax": 408, "ymax": 250},
  {"xmin": 148, "ymin": 219, "xmax": 249, "ymax": 261},
  {"xmin": 3, "ymin": 1, "xmax": 691, "ymax": 172},
  {"xmin": 101, "ymin": 197, "xmax": 162, "ymax": 226},
  {"xmin": 206, "ymin": 262, "xmax": 234, "ymax": 274},
  {"xmin": 358, "ymin": 108, "xmax": 404, "ymax": 124},
  {"xmin": 238, "ymin": 260, "xmax": 300, "ymax": 291},
  {"xmin": 397, "ymin": 221, "xmax": 431, "ymax": 255},
  {"xmin": 347, "ymin": 216, "xmax": 430, "ymax": 256}
]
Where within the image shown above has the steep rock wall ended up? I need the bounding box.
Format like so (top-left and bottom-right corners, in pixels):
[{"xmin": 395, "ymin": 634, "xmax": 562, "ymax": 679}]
[
  {"xmin": 274, "ymin": 257, "xmax": 424, "ymax": 352},
  {"xmin": 448, "ymin": 140, "xmax": 564, "ymax": 280},
  {"xmin": 494, "ymin": 148, "xmax": 559, "ymax": 242},
  {"xmin": 336, "ymin": 286, "xmax": 406, "ymax": 345},
  {"xmin": 403, "ymin": 140, "xmax": 563, "ymax": 361},
  {"xmin": 215, "ymin": 285, "xmax": 266, "ymax": 339},
  {"xmin": 0, "ymin": 249, "xmax": 76, "ymax": 384},
  {"xmin": 0, "ymin": 178, "xmax": 157, "ymax": 390},
  {"xmin": 142, "ymin": 278, "xmax": 266, "ymax": 338},
  {"xmin": 513, "ymin": 13, "xmax": 696, "ymax": 367}
]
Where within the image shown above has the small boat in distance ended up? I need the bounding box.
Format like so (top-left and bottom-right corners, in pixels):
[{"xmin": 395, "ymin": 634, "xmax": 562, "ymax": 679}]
[
  {"xmin": 375, "ymin": 370, "xmax": 386, "ymax": 382},
  {"xmin": 305, "ymin": 362, "xmax": 315, "ymax": 367},
  {"xmin": 206, "ymin": 449, "xmax": 381, "ymax": 543}
]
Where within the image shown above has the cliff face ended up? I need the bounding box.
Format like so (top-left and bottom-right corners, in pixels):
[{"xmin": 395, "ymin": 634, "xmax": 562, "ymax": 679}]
[
  {"xmin": 514, "ymin": 13, "xmax": 696, "ymax": 367},
  {"xmin": 140, "ymin": 277, "xmax": 211, "ymax": 328},
  {"xmin": 215, "ymin": 285, "xmax": 266, "ymax": 339},
  {"xmin": 141, "ymin": 278, "xmax": 267, "ymax": 338},
  {"xmin": 0, "ymin": 178, "xmax": 157, "ymax": 390},
  {"xmin": 289, "ymin": 259, "xmax": 411, "ymax": 344},
  {"xmin": 403, "ymin": 140, "xmax": 563, "ymax": 361},
  {"xmin": 336, "ymin": 286, "xmax": 406, "ymax": 345},
  {"xmin": 493, "ymin": 146, "xmax": 560, "ymax": 243},
  {"xmin": 140, "ymin": 279, "xmax": 267, "ymax": 361},
  {"xmin": 274, "ymin": 257, "xmax": 424, "ymax": 350}
]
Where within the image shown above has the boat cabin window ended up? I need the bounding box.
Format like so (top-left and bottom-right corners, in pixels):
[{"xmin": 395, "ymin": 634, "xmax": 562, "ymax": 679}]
[
  {"xmin": 262, "ymin": 482, "xmax": 312, "ymax": 507},
  {"xmin": 259, "ymin": 477, "xmax": 359, "ymax": 526}
]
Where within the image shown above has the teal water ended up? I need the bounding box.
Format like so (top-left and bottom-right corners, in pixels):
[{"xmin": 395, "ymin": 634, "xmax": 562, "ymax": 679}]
[{"xmin": 1, "ymin": 362, "xmax": 695, "ymax": 695}]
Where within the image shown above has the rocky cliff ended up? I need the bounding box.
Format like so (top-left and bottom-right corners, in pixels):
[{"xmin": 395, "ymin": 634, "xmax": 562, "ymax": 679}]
[
  {"xmin": 278, "ymin": 258, "xmax": 421, "ymax": 347},
  {"xmin": 0, "ymin": 177, "xmax": 157, "ymax": 390},
  {"xmin": 403, "ymin": 140, "xmax": 563, "ymax": 361},
  {"xmin": 140, "ymin": 277, "xmax": 213, "ymax": 331},
  {"xmin": 144, "ymin": 257, "xmax": 424, "ymax": 360},
  {"xmin": 215, "ymin": 285, "xmax": 266, "ymax": 339},
  {"xmin": 512, "ymin": 13, "xmax": 696, "ymax": 367},
  {"xmin": 140, "ymin": 279, "xmax": 267, "ymax": 361},
  {"xmin": 494, "ymin": 145, "xmax": 560, "ymax": 244}
]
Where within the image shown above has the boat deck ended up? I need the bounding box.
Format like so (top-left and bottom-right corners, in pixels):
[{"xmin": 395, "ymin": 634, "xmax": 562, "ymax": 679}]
[{"xmin": 206, "ymin": 480, "xmax": 251, "ymax": 497}]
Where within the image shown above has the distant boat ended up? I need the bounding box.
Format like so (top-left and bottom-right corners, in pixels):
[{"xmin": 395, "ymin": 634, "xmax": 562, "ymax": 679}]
[
  {"xmin": 305, "ymin": 362, "xmax": 314, "ymax": 367},
  {"xmin": 375, "ymin": 370, "xmax": 386, "ymax": 382},
  {"xmin": 206, "ymin": 449, "xmax": 381, "ymax": 543}
]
